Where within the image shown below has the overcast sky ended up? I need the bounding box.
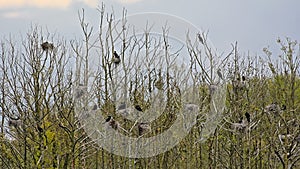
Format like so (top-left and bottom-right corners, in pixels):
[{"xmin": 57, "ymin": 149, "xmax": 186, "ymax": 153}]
[{"xmin": 0, "ymin": 0, "xmax": 299, "ymax": 56}]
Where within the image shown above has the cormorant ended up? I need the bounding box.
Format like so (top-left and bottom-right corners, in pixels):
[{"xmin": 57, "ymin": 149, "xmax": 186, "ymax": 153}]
[
  {"xmin": 135, "ymin": 105, "xmax": 143, "ymax": 112},
  {"xmin": 113, "ymin": 51, "xmax": 121, "ymax": 64},
  {"xmin": 105, "ymin": 116, "xmax": 119, "ymax": 130},
  {"xmin": 245, "ymin": 112, "xmax": 251, "ymax": 123}
]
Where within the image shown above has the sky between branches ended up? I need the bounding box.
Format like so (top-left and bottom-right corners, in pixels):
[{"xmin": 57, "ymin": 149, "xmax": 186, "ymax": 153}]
[{"xmin": 0, "ymin": 0, "xmax": 299, "ymax": 56}]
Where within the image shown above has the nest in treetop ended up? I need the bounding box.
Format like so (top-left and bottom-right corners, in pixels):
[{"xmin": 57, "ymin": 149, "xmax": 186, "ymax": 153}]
[
  {"xmin": 41, "ymin": 42, "xmax": 54, "ymax": 51},
  {"xmin": 138, "ymin": 122, "xmax": 151, "ymax": 136}
]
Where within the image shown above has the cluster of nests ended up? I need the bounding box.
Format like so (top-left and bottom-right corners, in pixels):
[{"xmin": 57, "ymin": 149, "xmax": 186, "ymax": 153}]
[
  {"xmin": 231, "ymin": 103, "xmax": 287, "ymax": 130},
  {"xmin": 103, "ymin": 103, "xmax": 199, "ymax": 137},
  {"xmin": 104, "ymin": 103, "xmax": 151, "ymax": 137},
  {"xmin": 229, "ymin": 102, "xmax": 299, "ymax": 143},
  {"xmin": 105, "ymin": 116, "xmax": 151, "ymax": 137},
  {"xmin": 8, "ymin": 102, "xmax": 299, "ymax": 143}
]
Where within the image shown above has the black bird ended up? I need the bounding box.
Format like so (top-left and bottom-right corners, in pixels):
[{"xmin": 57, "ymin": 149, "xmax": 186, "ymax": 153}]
[
  {"xmin": 245, "ymin": 112, "xmax": 251, "ymax": 123},
  {"xmin": 217, "ymin": 69, "xmax": 223, "ymax": 80},
  {"xmin": 37, "ymin": 125, "xmax": 43, "ymax": 132},
  {"xmin": 197, "ymin": 33, "xmax": 204, "ymax": 44},
  {"xmin": 113, "ymin": 51, "xmax": 121, "ymax": 64},
  {"xmin": 105, "ymin": 116, "xmax": 118, "ymax": 130},
  {"xmin": 105, "ymin": 116, "xmax": 112, "ymax": 122},
  {"xmin": 242, "ymin": 76, "xmax": 246, "ymax": 81},
  {"xmin": 281, "ymin": 104, "xmax": 286, "ymax": 111},
  {"xmin": 135, "ymin": 105, "xmax": 143, "ymax": 112},
  {"xmin": 238, "ymin": 117, "xmax": 243, "ymax": 123}
]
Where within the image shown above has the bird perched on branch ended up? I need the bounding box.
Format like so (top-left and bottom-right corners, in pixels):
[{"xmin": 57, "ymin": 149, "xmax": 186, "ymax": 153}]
[
  {"xmin": 232, "ymin": 112, "xmax": 251, "ymax": 132},
  {"xmin": 112, "ymin": 51, "xmax": 121, "ymax": 65},
  {"xmin": 245, "ymin": 112, "xmax": 251, "ymax": 123},
  {"xmin": 41, "ymin": 42, "xmax": 54, "ymax": 51},
  {"xmin": 232, "ymin": 75, "xmax": 248, "ymax": 91},
  {"xmin": 104, "ymin": 116, "xmax": 129, "ymax": 134},
  {"xmin": 105, "ymin": 116, "xmax": 119, "ymax": 130},
  {"xmin": 242, "ymin": 75, "xmax": 246, "ymax": 81},
  {"xmin": 134, "ymin": 105, "xmax": 143, "ymax": 112},
  {"xmin": 197, "ymin": 33, "xmax": 204, "ymax": 44},
  {"xmin": 217, "ymin": 68, "xmax": 223, "ymax": 80}
]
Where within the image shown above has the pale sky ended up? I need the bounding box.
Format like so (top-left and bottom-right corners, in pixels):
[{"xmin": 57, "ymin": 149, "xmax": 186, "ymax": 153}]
[{"xmin": 0, "ymin": 0, "xmax": 299, "ymax": 55}]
